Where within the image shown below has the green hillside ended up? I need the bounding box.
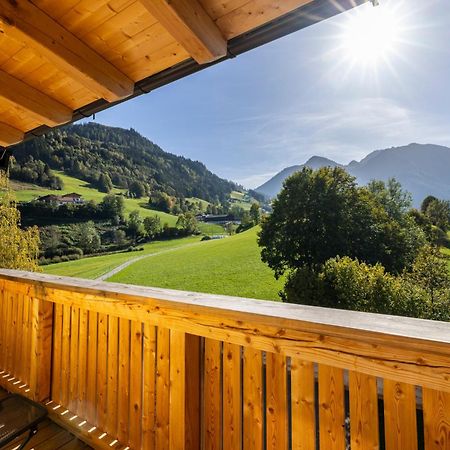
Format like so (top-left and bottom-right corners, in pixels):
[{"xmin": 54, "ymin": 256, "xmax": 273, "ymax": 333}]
[
  {"xmin": 43, "ymin": 236, "xmax": 201, "ymax": 279},
  {"xmin": 11, "ymin": 122, "xmax": 237, "ymax": 203},
  {"xmin": 12, "ymin": 171, "xmax": 178, "ymax": 225},
  {"xmin": 108, "ymin": 227, "xmax": 283, "ymax": 300}
]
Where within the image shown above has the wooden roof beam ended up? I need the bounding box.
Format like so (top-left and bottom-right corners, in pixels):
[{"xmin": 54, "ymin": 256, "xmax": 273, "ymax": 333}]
[
  {"xmin": 0, "ymin": 123, "xmax": 24, "ymax": 147},
  {"xmin": 0, "ymin": 71, "xmax": 72, "ymax": 127},
  {"xmin": 0, "ymin": 0, "xmax": 133, "ymax": 102},
  {"xmin": 140, "ymin": 0, "xmax": 227, "ymax": 64}
]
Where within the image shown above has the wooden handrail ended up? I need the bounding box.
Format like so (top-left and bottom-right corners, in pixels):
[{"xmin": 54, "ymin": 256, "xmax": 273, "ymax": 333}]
[{"xmin": 0, "ymin": 269, "xmax": 449, "ymax": 450}]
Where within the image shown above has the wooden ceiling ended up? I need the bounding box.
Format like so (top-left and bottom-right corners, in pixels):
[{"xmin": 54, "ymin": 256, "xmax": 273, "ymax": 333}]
[{"xmin": 0, "ymin": 0, "xmax": 366, "ymax": 148}]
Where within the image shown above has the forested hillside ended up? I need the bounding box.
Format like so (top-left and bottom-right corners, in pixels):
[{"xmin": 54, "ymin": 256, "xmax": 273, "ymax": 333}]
[{"xmin": 10, "ymin": 122, "xmax": 238, "ymax": 203}]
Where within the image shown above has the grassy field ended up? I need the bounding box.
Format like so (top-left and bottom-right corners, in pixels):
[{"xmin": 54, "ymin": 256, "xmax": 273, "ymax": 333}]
[
  {"xmin": 108, "ymin": 227, "xmax": 283, "ymax": 300},
  {"xmin": 12, "ymin": 171, "xmax": 179, "ymax": 225},
  {"xmin": 11, "ymin": 172, "xmax": 227, "ymax": 234},
  {"xmin": 230, "ymin": 191, "xmax": 245, "ymax": 200},
  {"xmin": 43, "ymin": 236, "xmax": 201, "ymax": 279}
]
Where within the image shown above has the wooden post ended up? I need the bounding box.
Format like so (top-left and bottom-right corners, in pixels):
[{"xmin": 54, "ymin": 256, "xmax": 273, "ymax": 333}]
[
  {"xmin": 29, "ymin": 287, "xmax": 53, "ymax": 402},
  {"xmin": 185, "ymin": 334, "xmax": 201, "ymax": 450}
]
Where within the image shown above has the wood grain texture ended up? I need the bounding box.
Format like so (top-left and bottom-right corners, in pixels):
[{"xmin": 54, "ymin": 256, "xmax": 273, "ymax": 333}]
[
  {"xmin": 143, "ymin": 323, "xmax": 157, "ymax": 450},
  {"xmin": 140, "ymin": 0, "xmax": 227, "ymax": 64},
  {"xmin": 223, "ymin": 342, "xmax": 241, "ymax": 450},
  {"xmin": 185, "ymin": 334, "xmax": 201, "ymax": 450},
  {"xmin": 96, "ymin": 313, "xmax": 108, "ymax": 429},
  {"xmin": 422, "ymin": 388, "xmax": 450, "ymax": 450},
  {"xmin": 169, "ymin": 330, "xmax": 186, "ymax": 450},
  {"xmin": 318, "ymin": 364, "xmax": 345, "ymax": 450},
  {"xmin": 129, "ymin": 320, "xmax": 143, "ymax": 449},
  {"xmin": 383, "ymin": 380, "xmax": 418, "ymax": 450},
  {"xmin": 156, "ymin": 326, "xmax": 170, "ymax": 450},
  {"xmin": 61, "ymin": 304, "xmax": 71, "ymax": 407},
  {"xmin": 106, "ymin": 315, "xmax": 118, "ymax": 436},
  {"xmin": 86, "ymin": 311, "xmax": 98, "ymax": 425},
  {"xmin": 243, "ymin": 347, "xmax": 263, "ymax": 450},
  {"xmin": 2, "ymin": 273, "xmax": 447, "ymax": 394},
  {"xmin": 349, "ymin": 371, "xmax": 379, "ymax": 450},
  {"xmin": 76, "ymin": 308, "xmax": 88, "ymax": 418},
  {"xmin": 291, "ymin": 359, "xmax": 315, "ymax": 450},
  {"xmin": 0, "ymin": 0, "xmax": 133, "ymax": 101},
  {"xmin": 117, "ymin": 318, "xmax": 130, "ymax": 444},
  {"xmin": 204, "ymin": 338, "xmax": 222, "ymax": 450},
  {"xmin": 68, "ymin": 307, "xmax": 79, "ymax": 412},
  {"xmin": 0, "ymin": 69, "xmax": 71, "ymax": 125},
  {"xmin": 0, "ymin": 122, "xmax": 24, "ymax": 146},
  {"xmin": 266, "ymin": 352, "xmax": 288, "ymax": 450}
]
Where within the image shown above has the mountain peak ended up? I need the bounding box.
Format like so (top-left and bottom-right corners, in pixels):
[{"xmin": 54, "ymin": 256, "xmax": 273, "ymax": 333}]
[
  {"xmin": 256, "ymin": 144, "xmax": 450, "ymax": 206},
  {"xmin": 304, "ymin": 156, "xmax": 340, "ymax": 169}
]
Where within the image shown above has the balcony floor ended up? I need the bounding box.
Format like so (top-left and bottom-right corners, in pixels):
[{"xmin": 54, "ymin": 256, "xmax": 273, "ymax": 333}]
[{"xmin": 0, "ymin": 388, "xmax": 91, "ymax": 450}]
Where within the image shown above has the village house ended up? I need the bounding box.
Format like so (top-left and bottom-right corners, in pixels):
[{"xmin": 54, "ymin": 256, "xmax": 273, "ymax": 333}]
[{"xmin": 35, "ymin": 192, "xmax": 84, "ymax": 206}]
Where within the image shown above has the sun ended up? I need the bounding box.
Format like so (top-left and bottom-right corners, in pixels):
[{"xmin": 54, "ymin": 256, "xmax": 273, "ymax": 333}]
[{"xmin": 338, "ymin": 1, "xmax": 406, "ymax": 69}]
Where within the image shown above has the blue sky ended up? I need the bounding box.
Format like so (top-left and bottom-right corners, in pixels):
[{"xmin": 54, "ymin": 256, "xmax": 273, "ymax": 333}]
[{"xmin": 87, "ymin": 0, "xmax": 450, "ymax": 188}]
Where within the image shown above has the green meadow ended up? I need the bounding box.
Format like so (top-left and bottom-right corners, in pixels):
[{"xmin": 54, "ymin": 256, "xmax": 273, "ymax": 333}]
[
  {"xmin": 12, "ymin": 171, "xmax": 178, "ymax": 225},
  {"xmin": 12, "ymin": 172, "xmax": 228, "ymax": 234},
  {"xmin": 43, "ymin": 236, "xmax": 201, "ymax": 279},
  {"xmin": 108, "ymin": 227, "xmax": 283, "ymax": 300}
]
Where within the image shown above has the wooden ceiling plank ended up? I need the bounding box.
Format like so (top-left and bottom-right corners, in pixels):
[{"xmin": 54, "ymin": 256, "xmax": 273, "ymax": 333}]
[
  {"xmin": 0, "ymin": 0, "xmax": 134, "ymax": 102},
  {"xmin": 0, "ymin": 122, "xmax": 24, "ymax": 147},
  {"xmin": 140, "ymin": 0, "xmax": 227, "ymax": 64},
  {"xmin": 0, "ymin": 70, "xmax": 72, "ymax": 126}
]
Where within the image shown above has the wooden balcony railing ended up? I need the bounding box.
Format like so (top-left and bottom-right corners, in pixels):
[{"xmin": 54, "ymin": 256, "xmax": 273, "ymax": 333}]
[{"xmin": 0, "ymin": 269, "xmax": 449, "ymax": 450}]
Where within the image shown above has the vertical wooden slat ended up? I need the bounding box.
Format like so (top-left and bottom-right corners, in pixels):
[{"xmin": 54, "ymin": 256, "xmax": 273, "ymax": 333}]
[
  {"xmin": 118, "ymin": 318, "xmax": 130, "ymax": 444},
  {"xmin": 143, "ymin": 323, "xmax": 157, "ymax": 450},
  {"xmin": 5, "ymin": 291, "xmax": 12, "ymax": 372},
  {"xmin": 22, "ymin": 292, "xmax": 31, "ymax": 385},
  {"xmin": 68, "ymin": 307, "xmax": 79, "ymax": 412},
  {"xmin": 423, "ymin": 388, "xmax": 450, "ymax": 450},
  {"xmin": 185, "ymin": 334, "xmax": 201, "ymax": 450},
  {"xmin": 0, "ymin": 282, "xmax": 5, "ymax": 370},
  {"xmin": 266, "ymin": 352, "xmax": 287, "ymax": 450},
  {"xmin": 291, "ymin": 359, "xmax": 315, "ymax": 450},
  {"xmin": 29, "ymin": 297, "xmax": 53, "ymax": 402},
  {"xmin": 383, "ymin": 380, "xmax": 418, "ymax": 450},
  {"xmin": 61, "ymin": 304, "xmax": 71, "ymax": 407},
  {"xmin": 16, "ymin": 293, "xmax": 24, "ymax": 381},
  {"xmin": 52, "ymin": 304, "xmax": 63, "ymax": 403},
  {"xmin": 106, "ymin": 315, "xmax": 119, "ymax": 436},
  {"xmin": 204, "ymin": 338, "xmax": 222, "ymax": 450},
  {"xmin": 223, "ymin": 342, "xmax": 241, "ymax": 450},
  {"xmin": 349, "ymin": 371, "xmax": 379, "ymax": 450},
  {"xmin": 96, "ymin": 313, "xmax": 108, "ymax": 428},
  {"xmin": 318, "ymin": 364, "xmax": 345, "ymax": 450},
  {"xmin": 243, "ymin": 347, "xmax": 263, "ymax": 450},
  {"xmin": 77, "ymin": 308, "xmax": 88, "ymax": 417},
  {"xmin": 11, "ymin": 292, "xmax": 18, "ymax": 375},
  {"xmin": 86, "ymin": 311, "xmax": 98, "ymax": 424},
  {"xmin": 170, "ymin": 330, "xmax": 186, "ymax": 450},
  {"xmin": 129, "ymin": 321, "xmax": 143, "ymax": 450},
  {"xmin": 156, "ymin": 327, "xmax": 170, "ymax": 450}
]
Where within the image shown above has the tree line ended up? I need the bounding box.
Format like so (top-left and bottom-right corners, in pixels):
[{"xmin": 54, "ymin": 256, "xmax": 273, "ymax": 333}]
[{"xmin": 10, "ymin": 122, "xmax": 239, "ymax": 203}]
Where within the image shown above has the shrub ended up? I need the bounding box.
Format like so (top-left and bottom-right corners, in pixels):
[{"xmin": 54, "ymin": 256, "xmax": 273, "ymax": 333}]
[{"xmin": 284, "ymin": 256, "xmax": 449, "ymax": 321}]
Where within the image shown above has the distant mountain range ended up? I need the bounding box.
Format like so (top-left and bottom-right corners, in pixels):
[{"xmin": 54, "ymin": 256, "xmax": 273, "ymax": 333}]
[{"xmin": 256, "ymin": 144, "xmax": 450, "ymax": 206}]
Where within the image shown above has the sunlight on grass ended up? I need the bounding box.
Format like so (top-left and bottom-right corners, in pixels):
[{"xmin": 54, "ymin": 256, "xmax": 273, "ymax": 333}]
[
  {"xmin": 108, "ymin": 227, "xmax": 283, "ymax": 301},
  {"xmin": 43, "ymin": 236, "xmax": 201, "ymax": 279}
]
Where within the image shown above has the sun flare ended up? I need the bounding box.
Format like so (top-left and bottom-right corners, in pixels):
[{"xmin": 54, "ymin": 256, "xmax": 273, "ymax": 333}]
[{"xmin": 337, "ymin": 1, "xmax": 409, "ymax": 71}]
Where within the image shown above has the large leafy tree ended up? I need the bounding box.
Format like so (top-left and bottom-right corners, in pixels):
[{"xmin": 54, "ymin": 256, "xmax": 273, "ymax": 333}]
[
  {"xmin": 0, "ymin": 172, "xmax": 40, "ymax": 271},
  {"xmin": 258, "ymin": 167, "xmax": 424, "ymax": 277}
]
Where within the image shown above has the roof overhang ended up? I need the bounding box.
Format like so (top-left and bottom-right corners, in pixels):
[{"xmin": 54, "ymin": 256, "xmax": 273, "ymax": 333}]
[{"xmin": 0, "ymin": 0, "xmax": 368, "ymax": 149}]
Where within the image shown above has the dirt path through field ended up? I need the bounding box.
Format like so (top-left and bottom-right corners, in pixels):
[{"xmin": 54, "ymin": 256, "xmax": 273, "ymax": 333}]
[{"xmin": 96, "ymin": 241, "xmax": 206, "ymax": 281}]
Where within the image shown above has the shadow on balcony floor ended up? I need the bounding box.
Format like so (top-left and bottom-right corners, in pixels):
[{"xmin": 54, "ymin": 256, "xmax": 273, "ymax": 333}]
[{"xmin": 0, "ymin": 388, "xmax": 91, "ymax": 450}]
